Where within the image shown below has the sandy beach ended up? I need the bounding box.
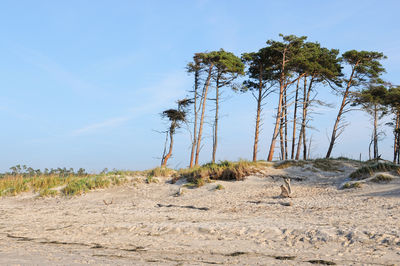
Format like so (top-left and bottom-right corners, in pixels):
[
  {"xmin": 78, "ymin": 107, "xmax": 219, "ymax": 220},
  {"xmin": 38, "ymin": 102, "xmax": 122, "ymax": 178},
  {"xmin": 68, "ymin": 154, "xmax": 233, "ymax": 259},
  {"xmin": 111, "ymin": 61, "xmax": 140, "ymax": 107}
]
[{"xmin": 1, "ymin": 161, "xmax": 399, "ymax": 265}]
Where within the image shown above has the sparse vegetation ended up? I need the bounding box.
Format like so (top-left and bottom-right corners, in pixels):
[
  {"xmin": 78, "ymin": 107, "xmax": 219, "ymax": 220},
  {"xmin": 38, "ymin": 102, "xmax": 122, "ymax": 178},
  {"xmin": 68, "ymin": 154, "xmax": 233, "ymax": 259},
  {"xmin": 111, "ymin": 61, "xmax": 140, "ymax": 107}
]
[
  {"xmin": 147, "ymin": 167, "xmax": 175, "ymax": 178},
  {"xmin": 350, "ymin": 162, "xmax": 399, "ymax": 180},
  {"xmin": 175, "ymin": 160, "xmax": 264, "ymax": 187},
  {"xmin": 371, "ymin": 174, "xmax": 394, "ymax": 183},
  {"xmin": 274, "ymin": 160, "xmax": 307, "ymax": 169},
  {"xmin": 215, "ymin": 184, "xmax": 224, "ymax": 190},
  {"xmin": 342, "ymin": 182, "xmax": 362, "ymax": 189},
  {"xmin": 312, "ymin": 159, "xmax": 341, "ymax": 172}
]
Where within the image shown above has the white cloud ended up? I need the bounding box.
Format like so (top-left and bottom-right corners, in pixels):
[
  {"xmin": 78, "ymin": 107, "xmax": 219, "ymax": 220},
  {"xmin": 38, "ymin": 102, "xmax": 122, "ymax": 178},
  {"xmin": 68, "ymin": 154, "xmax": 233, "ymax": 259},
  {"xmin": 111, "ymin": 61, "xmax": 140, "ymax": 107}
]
[{"xmin": 69, "ymin": 71, "xmax": 189, "ymax": 136}]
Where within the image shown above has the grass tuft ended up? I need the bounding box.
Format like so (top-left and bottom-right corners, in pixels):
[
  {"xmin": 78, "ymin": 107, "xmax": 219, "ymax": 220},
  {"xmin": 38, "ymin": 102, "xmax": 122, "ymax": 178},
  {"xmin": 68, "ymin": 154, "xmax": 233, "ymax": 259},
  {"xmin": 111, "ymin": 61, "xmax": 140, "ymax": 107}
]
[
  {"xmin": 215, "ymin": 184, "xmax": 224, "ymax": 190},
  {"xmin": 342, "ymin": 182, "xmax": 362, "ymax": 189}
]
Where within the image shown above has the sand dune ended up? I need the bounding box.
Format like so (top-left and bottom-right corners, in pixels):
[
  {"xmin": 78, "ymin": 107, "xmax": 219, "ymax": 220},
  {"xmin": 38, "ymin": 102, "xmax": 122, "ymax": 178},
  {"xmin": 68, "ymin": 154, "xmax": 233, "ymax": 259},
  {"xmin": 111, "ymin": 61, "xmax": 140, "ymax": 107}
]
[{"xmin": 0, "ymin": 162, "xmax": 399, "ymax": 265}]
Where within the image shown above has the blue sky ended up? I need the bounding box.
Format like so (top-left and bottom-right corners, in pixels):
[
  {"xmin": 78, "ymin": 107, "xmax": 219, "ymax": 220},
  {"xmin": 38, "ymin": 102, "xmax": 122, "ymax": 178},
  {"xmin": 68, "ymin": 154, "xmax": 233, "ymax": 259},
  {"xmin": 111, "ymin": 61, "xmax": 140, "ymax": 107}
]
[{"xmin": 0, "ymin": 0, "xmax": 399, "ymax": 172}]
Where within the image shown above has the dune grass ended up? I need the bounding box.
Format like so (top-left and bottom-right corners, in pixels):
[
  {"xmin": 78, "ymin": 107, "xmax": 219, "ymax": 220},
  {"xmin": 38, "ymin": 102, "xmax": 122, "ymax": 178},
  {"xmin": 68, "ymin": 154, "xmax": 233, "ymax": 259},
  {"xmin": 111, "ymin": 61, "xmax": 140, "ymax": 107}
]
[
  {"xmin": 174, "ymin": 160, "xmax": 265, "ymax": 187},
  {"xmin": 342, "ymin": 182, "xmax": 362, "ymax": 189},
  {"xmin": 349, "ymin": 162, "xmax": 399, "ymax": 180},
  {"xmin": 371, "ymin": 174, "xmax": 394, "ymax": 183},
  {"xmin": 275, "ymin": 159, "xmax": 342, "ymax": 172},
  {"xmin": 274, "ymin": 160, "xmax": 307, "ymax": 169},
  {"xmin": 0, "ymin": 173, "xmax": 128, "ymax": 197}
]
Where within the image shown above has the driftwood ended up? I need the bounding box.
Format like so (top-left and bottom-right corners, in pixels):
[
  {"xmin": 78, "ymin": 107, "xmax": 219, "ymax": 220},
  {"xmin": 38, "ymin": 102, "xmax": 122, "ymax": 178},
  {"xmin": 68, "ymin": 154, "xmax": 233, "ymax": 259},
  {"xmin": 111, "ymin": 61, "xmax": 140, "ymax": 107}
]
[
  {"xmin": 103, "ymin": 199, "xmax": 114, "ymax": 205},
  {"xmin": 280, "ymin": 178, "xmax": 292, "ymax": 198},
  {"xmin": 173, "ymin": 187, "xmax": 183, "ymax": 197}
]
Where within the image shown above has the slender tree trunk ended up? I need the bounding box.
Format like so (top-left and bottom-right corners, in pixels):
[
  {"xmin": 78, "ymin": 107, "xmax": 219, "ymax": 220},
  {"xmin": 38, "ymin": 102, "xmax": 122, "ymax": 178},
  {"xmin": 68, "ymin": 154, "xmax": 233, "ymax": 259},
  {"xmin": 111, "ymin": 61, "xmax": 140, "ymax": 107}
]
[
  {"xmin": 195, "ymin": 63, "xmax": 214, "ymax": 166},
  {"xmin": 394, "ymin": 112, "xmax": 399, "ymax": 163},
  {"xmin": 253, "ymin": 67, "xmax": 263, "ymax": 162},
  {"xmin": 267, "ymin": 49, "xmax": 287, "ymax": 161},
  {"xmin": 295, "ymin": 76, "xmax": 307, "ymax": 160},
  {"xmin": 291, "ymin": 77, "xmax": 301, "ymax": 159},
  {"xmin": 279, "ymin": 104, "xmax": 285, "ymax": 160},
  {"xmin": 284, "ymin": 86, "xmax": 288, "ymax": 160},
  {"xmin": 212, "ymin": 75, "xmax": 220, "ymax": 163},
  {"xmin": 373, "ymin": 105, "xmax": 378, "ymax": 159},
  {"xmin": 162, "ymin": 126, "xmax": 175, "ymax": 167},
  {"xmin": 189, "ymin": 60, "xmax": 200, "ymax": 168},
  {"xmin": 161, "ymin": 131, "xmax": 169, "ymax": 166},
  {"xmin": 326, "ymin": 65, "xmax": 357, "ymax": 158}
]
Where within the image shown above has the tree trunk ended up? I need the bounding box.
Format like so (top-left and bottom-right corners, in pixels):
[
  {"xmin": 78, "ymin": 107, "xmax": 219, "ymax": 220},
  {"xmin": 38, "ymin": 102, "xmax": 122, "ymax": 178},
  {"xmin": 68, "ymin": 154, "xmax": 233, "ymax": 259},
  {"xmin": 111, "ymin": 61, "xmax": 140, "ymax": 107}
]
[
  {"xmin": 161, "ymin": 131, "xmax": 169, "ymax": 166},
  {"xmin": 284, "ymin": 86, "xmax": 288, "ymax": 160},
  {"xmin": 373, "ymin": 105, "xmax": 378, "ymax": 159},
  {"xmin": 267, "ymin": 49, "xmax": 287, "ymax": 162},
  {"xmin": 189, "ymin": 60, "xmax": 200, "ymax": 168},
  {"xmin": 291, "ymin": 77, "xmax": 301, "ymax": 159},
  {"xmin": 326, "ymin": 65, "xmax": 357, "ymax": 158},
  {"xmin": 161, "ymin": 126, "xmax": 175, "ymax": 167},
  {"xmin": 394, "ymin": 112, "xmax": 399, "ymax": 163},
  {"xmin": 279, "ymin": 106, "xmax": 285, "ymax": 160},
  {"xmin": 253, "ymin": 67, "xmax": 263, "ymax": 162},
  {"xmin": 195, "ymin": 63, "xmax": 214, "ymax": 166},
  {"xmin": 212, "ymin": 74, "xmax": 220, "ymax": 163},
  {"xmin": 295, "ymin": 76, "xmax": 307, "ymax": 160}
]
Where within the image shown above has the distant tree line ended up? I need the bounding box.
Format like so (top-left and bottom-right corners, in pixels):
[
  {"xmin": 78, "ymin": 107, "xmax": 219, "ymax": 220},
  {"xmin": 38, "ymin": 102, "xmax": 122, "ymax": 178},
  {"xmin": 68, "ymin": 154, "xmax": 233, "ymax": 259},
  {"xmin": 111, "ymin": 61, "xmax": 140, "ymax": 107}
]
[
  {"xmin": 2, "ymin": 164, "xmax": 88, "ymax": 178},
  {"xmin": 160, "ymin": 34, "xmax": 399, "ymax": 167}
]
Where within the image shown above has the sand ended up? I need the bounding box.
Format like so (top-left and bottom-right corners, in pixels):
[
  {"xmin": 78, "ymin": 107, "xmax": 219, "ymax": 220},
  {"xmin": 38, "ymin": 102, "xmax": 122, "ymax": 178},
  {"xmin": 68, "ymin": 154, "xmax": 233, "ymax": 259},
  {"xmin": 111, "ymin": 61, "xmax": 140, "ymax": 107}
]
[{"xmin": 0, "ymin": 162, "xmax": 399, "ymax": 265}]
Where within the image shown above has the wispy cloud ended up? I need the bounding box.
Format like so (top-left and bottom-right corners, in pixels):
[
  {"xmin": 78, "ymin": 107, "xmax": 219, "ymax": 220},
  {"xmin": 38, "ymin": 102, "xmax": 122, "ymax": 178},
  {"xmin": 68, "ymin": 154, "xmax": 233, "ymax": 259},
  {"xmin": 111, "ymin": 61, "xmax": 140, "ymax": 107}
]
[
  {"xmin": 12, "ymin": 45, "xmax": 101, "ymax": 95},
  {"xmin": 70, "ymin": 71, "xmax": 189, "ymax": 136}
]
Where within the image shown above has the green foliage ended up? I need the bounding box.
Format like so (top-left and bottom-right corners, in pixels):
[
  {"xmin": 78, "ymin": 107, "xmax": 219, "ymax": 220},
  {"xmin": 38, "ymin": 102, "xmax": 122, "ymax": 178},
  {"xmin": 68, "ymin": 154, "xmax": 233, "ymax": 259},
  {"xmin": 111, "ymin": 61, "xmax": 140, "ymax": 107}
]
[{"xmin": 312, "ymin": 159, "xmax": 341, "ymax": 172}]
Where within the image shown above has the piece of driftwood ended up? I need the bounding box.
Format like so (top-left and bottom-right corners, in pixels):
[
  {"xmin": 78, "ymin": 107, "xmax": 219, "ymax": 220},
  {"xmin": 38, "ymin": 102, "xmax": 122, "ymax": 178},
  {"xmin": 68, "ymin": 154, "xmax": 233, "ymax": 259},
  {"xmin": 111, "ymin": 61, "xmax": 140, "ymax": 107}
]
[
  {"xmin": 280, "ymin": 178, "xmax": 292, "ymax": 198},
  {"xmin": 173, "ymin": 187, "xmax": 183, "ymax": 197}
]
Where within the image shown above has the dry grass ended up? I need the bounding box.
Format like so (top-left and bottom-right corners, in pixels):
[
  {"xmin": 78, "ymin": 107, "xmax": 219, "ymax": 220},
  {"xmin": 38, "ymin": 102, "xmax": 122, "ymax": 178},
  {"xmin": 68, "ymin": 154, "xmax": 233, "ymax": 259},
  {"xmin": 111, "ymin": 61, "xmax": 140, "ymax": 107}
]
[
  {"xmin": 174, "ymin": 160, "xmax": 265, "ymax": 187},
  {"xmin": 342, "ymin": 182, "xmax": 362, "ymax": 189},
  {"xmin": 312, "ymin": 159, "xmax": 342, "ymax": 172},
  {"xmin": 274, "ymin": 160, "xmax": 307, "ymax": 169},
  {"xmin": 350, "ymin": 163, "xmax": 399, "ymax": 180},
  {"xmin": 371, "ymin": 174, "xmax": 394, "ymax": 183},
  {"xmin": 0, "ymin": 174, "xmax": 128, "ymax": 197}
]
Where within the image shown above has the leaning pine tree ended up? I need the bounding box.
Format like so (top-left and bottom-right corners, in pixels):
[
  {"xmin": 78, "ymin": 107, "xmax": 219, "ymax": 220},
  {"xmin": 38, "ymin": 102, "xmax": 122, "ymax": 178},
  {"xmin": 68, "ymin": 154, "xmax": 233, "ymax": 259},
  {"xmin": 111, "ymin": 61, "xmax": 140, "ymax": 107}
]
[
  {"xmin": 326, "ymin": 50, "xmax": 386, "ymax": 158},
  {"xmin": 242, "ymin": 47, "xmax": 277, "ymax": 162},
  {"xmin": 160, "ymin": 99, "xmax": 192, "ymax": 167}
]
